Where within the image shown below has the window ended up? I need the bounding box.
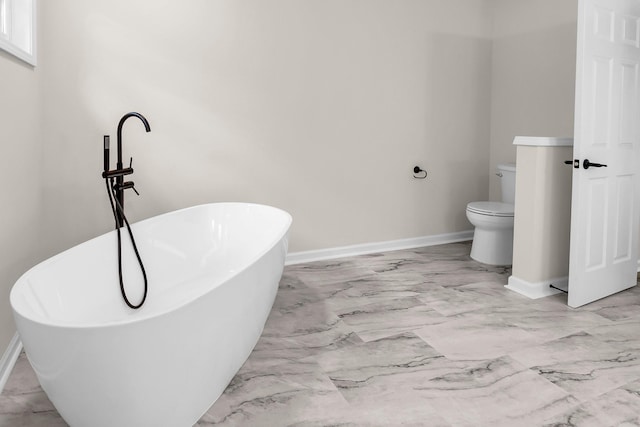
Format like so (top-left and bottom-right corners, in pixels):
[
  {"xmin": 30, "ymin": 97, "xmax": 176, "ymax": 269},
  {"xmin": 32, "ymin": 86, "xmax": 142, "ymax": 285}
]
[{"xmin": 0, "ymin": 0, "xmax": 36, "ymax": 66}]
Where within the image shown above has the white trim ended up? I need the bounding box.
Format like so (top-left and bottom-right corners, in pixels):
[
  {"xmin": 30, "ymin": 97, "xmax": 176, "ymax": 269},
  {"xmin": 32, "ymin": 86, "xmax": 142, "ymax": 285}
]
[
  {"xmin": 505, "ymin": 275, "xmax": 567, "ymax": 299},
  {"xmin": 0, "ymin": 332, "xmax": 22, "ymax": 394},
  {"xmin": 0, "ymin": 0, "xmax": 36, "ymax": 66},
  {"xmin": 512, "ymin": 136, "xmax": 574, "ymax": 147},
  {"xmin": 285, "ymin": 230, "xmax": 474, "ymax": 265}
]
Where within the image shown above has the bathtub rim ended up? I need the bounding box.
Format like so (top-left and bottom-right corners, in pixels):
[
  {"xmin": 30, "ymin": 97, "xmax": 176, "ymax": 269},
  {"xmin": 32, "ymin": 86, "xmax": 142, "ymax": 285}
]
[{"xmin": 10, "ymin": 202, "xmax": 292, "ymax": 330}]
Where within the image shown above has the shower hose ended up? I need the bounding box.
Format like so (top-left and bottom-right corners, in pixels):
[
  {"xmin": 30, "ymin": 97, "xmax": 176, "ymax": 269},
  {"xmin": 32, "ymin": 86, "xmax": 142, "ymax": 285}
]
[{"xmin": 105, "ymin": 178, "xmax": 148, "ymax": 309}]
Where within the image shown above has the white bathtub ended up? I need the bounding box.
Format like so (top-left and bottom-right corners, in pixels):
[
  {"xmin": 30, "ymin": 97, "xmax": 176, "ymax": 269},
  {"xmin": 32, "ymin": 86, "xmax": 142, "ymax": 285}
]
[{"xmin": 10, "ymin": 203, "xmax": 292, "ymax": 427}]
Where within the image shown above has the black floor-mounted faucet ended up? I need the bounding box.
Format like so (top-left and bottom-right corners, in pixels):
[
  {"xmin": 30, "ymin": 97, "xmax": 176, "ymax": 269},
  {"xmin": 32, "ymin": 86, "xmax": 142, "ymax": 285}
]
[
  {"xmin": 102, "ymin": 112, "xmax": 151, "ymax": 309},
  {"xmin": 102, "ymin": 112, "xmax": 151, "ymax": 228}
]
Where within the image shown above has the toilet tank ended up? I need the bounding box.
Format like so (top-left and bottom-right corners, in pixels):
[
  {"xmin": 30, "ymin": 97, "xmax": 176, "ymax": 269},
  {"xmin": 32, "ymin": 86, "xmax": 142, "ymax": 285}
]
[{"xmin": 498, "ymin": 163, "xmax": 516, "ymax": 204}]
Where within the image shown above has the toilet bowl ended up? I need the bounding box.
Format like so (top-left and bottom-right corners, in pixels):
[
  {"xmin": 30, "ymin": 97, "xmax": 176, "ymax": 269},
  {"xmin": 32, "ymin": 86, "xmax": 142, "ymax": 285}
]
[{"xmin": 466, "ymin": 164, "xmax": 516, "ymax": 265}]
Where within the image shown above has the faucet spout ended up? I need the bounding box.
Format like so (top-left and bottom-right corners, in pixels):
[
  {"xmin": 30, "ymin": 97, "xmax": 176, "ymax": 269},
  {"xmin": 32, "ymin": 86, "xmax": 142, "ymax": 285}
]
[
  {"xmin": 113, "ymin": 112, "xmax": 151, "ymax": 228},
  {"xmin": 116, "ymin": 112, "xmax": 151, "ymax": 169}
]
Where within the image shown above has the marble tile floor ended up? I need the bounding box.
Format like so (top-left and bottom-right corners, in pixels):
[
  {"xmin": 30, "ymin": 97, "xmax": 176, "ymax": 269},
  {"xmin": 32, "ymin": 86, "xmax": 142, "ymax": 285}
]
[{"xmin": 2, "ymin": 242, "xmax": 640, "ymax": 426}]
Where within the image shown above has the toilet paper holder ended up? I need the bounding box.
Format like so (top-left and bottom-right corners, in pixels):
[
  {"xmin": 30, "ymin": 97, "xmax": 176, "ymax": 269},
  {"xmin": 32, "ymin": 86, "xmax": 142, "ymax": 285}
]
[{"xmin": 413, "ymin": 166, "xmax": 427, "ymax": 179}]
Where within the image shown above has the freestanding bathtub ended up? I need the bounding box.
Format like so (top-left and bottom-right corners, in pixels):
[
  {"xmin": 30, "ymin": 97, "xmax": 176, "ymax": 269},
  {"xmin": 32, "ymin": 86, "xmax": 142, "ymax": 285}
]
[{"xmin": 10, "ymin": 203, "xmax": 292, "ymax": 427}]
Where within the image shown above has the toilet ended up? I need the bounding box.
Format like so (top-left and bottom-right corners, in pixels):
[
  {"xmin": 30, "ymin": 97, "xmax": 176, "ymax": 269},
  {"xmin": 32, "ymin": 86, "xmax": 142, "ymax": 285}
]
[{"xmin": 466, "ymin": 163, "xmax": 516, "ymax": 265}]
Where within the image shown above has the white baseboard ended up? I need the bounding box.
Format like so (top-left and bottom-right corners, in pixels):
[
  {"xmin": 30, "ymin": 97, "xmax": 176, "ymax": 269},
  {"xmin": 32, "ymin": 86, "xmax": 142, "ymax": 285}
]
[
  {"xmin": 285, "ymin": 230, "xmax": 474, "ymax": 265},
  {"xmin": 0, "ymin": 332, "xmax": 22, "ymax": 394},
  {"xmin": 505, "ymin": 275, "xmax": 567, "ymax": 299}
]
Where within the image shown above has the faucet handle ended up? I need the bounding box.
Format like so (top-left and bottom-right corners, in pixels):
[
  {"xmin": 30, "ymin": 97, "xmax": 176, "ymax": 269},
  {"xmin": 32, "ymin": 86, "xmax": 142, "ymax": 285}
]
[
  {"xmin": 127, "ymin": 158, "xmax": 139, "ymax": 195},
  {"xmin": 119, "ymin": 181, "xmax": 140, "ymax": 196}
]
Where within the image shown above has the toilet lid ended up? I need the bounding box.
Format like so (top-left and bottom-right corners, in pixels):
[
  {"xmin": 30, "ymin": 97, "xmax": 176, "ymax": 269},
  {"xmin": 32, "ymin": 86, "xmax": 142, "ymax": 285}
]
[{"xmin": 467, "ymin": 201, "xmax": 514, "ymax": 217}]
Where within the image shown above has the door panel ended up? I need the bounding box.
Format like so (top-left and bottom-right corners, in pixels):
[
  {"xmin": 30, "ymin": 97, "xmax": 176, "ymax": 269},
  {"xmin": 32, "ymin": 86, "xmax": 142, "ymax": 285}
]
[
  {"xmin": 568, "ymin": 0, "xmax": 640, "ymax": 308},
  {"xmin": 584, "ymin": 177, "xmax": 607, "ymax": 271},
  {"xmin": 613, "ymin": 174, "xmax": 633, "ymax": 262},
  {"xmin": 590, "ymin": 57, "xmax": 613, "ymax": 144}
]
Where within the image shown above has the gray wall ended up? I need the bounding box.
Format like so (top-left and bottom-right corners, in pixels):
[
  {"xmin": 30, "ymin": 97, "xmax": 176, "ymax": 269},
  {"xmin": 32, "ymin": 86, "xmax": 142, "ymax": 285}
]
[
  {"xmin": 489, "ymin": 0, "xmax": 578, "ymax": 200},
  {"xmin": 0, "ymin": 50, "xmax": 42, "ymax": 352},
  {"xmin": 37, "ymin": 0, "xmax": 494, "ymax": 258}
]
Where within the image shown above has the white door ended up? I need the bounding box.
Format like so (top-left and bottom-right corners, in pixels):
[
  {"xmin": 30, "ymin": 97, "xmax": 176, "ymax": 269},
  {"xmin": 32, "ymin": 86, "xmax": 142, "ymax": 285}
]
[{"xmin": 569, "ymin": 0, "xmax": 640, "ymax": 308}]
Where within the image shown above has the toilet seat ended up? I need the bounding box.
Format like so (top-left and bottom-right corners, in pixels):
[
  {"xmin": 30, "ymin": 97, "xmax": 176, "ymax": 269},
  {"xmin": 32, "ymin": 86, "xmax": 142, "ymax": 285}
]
[{"xmin": 466, "ymin": 201, "xmax": 514, "ymax": 217}]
